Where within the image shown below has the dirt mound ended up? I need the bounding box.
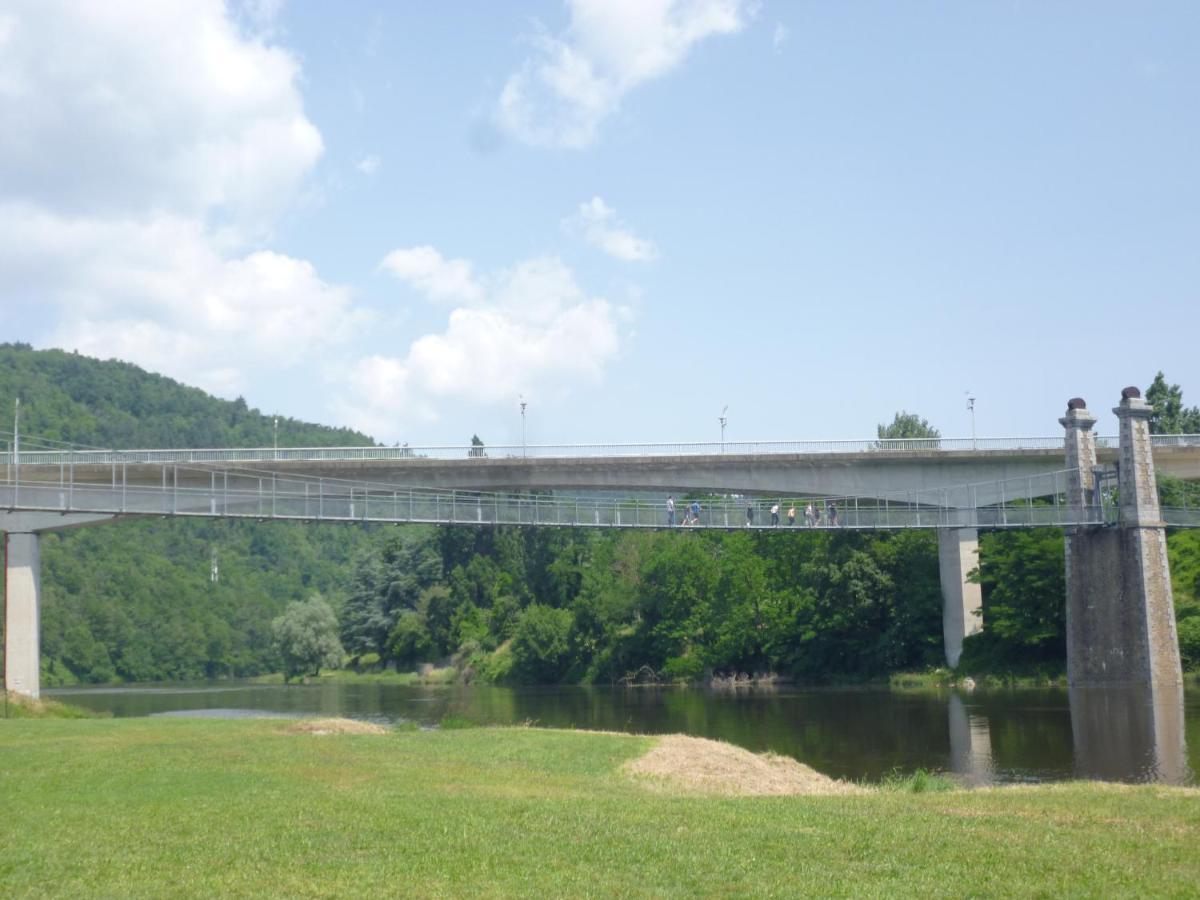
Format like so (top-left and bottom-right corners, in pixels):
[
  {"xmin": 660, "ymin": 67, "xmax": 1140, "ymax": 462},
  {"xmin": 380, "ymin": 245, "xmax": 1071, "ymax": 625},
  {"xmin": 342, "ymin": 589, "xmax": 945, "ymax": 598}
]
[
  {"xmin": 624, "ymin": 734, "xmax": 864, "ymax": 797},
  {"xmin": 284, "ymin": 718, "xmax": 388, "ymax": 736}
]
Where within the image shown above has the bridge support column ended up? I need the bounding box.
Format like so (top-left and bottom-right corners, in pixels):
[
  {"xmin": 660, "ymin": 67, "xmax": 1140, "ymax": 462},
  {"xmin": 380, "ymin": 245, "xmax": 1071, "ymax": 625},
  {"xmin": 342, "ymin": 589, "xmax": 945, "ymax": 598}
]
[
  {"xmin": 939, "ymin": 528, "xmax": 981, "ymax": 668},
  {"xmin": 1063, "ymin": 390, "xmax": 1182, "ymax": 688},
  {"xmin": 2, "ymin": 512, "xmax": 115, "ymax": 700},
  {"xmin": 4, "ymin": 532, "xmax": 42, "ymax": 699}
]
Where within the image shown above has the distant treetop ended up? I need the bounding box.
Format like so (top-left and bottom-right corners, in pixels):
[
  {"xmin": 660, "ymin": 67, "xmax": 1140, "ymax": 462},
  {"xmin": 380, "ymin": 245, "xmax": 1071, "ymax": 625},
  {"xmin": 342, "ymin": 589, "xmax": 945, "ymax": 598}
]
[{"xmin": 876, "ymin": 411, "xmax": 941, "ymax": 441}]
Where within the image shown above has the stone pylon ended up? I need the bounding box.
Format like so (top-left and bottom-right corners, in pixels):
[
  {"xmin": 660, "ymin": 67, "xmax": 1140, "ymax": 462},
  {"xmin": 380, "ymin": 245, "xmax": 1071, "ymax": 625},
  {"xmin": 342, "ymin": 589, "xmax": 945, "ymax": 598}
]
[{"xmin": 1061, "ymin": 390, "xmax": 1183, "ymax": 688}]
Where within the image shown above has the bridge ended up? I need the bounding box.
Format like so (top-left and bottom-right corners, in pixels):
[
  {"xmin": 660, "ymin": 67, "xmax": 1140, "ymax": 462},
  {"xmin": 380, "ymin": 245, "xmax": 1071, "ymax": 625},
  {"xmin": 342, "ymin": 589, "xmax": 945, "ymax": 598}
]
[{"xmin": 2, "ymin": 390, "xmax": 1196, "ymax": 702}]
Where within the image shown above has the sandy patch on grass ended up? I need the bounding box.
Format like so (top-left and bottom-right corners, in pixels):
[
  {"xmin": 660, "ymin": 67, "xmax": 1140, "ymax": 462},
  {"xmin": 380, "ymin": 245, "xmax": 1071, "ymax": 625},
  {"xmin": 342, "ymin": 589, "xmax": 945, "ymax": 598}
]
[
  {"xmin": 284, "ymin": 718, "xmax": 388, "ymax": 736},
  {"xmin": 624, "ymin": 734, "xmax": 865, "ymax": 797}
]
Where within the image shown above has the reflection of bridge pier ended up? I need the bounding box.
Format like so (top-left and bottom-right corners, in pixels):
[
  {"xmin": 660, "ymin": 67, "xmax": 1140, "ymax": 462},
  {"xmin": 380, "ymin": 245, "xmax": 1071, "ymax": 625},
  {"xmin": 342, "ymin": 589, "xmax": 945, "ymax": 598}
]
[
  {"xmin": 947, "ymin": 692, "xmax": 994, "ymax": 786},
  {"xmin": 1069, "ymin": 685, "xmax": 1190, "ymax": 783}
]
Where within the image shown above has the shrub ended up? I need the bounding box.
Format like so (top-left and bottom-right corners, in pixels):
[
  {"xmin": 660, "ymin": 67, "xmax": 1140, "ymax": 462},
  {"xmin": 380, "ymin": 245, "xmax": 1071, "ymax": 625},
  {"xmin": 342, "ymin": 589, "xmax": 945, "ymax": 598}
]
[{"xmin": 510, "ymin": 604, "xmax": 574, "ymax": 682}]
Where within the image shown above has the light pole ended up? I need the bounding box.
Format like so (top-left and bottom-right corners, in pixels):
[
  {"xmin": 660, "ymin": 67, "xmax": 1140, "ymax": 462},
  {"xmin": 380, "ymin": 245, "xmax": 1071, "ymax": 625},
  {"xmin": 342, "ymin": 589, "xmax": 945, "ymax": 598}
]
[
  {"xmin": 519, "ymin": 396, "xmax": 527, "ymax": 458},
  {"xmin": 13, "ymin": 396, "xmax": 20, "ymax": 491},
  {"xmin": 273, "ymin": 415, "xmax": 278, "ymax": 459},
  {"xmin": 719, "ymin": 406, "xmax": 728, "ymax": 453},
  {"xmin": 966, "ymin": 393, "xmax": 976, "ymax": 450}
]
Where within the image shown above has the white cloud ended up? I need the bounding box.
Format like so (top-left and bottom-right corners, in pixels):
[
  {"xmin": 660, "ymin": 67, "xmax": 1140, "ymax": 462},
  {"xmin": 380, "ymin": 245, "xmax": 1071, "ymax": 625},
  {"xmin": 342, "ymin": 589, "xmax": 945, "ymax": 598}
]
[
  {"xmin": 564, "ymin": 196, "xmax": 659, "ymax": 261},
  {"xmin": 379, "ymin": 246, "xmax": 484, "ymax": 304},
  {"xmin": 0, "ymin": 1, "xmax": 355, "ymax": 397},
  {"xmin": 496, "ymin": 0, "xmax": 753, "ymax": 149},
  {"xmin": 356, "ymin": 154, "xmax": 381, "ymax": 175},
  {"xmin": 0, "ymin": 205, "xmax": 364, "ymax": 397},
  {"xmin": 0, "ymin": 0, "xmax": 322, "ymax": 237},
  {"xmin": 772, "ymin": 22, "xmax": 789, "ymax": 51},
  {"xmin": 345, "ymin": 253, "xmax": 624, "ymax": 434}
]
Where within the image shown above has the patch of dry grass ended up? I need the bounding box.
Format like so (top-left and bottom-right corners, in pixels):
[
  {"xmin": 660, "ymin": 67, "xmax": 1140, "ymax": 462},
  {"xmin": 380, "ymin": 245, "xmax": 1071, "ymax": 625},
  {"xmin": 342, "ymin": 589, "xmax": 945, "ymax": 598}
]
[
  {"xmin": 624, "ymin": 734, "xmax": 866, "ymax": 796},
  {"xmin": 282, "ymin": 717, "xmax": 388, "ymax": 736}
]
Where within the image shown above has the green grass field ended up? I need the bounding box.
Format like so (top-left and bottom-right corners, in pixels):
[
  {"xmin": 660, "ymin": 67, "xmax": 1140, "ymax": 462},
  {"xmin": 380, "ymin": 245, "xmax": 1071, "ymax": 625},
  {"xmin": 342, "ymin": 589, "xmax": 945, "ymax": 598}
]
[{"xmin": 1, "ymin": 718, "xmax": 1198, "ymax": 897}]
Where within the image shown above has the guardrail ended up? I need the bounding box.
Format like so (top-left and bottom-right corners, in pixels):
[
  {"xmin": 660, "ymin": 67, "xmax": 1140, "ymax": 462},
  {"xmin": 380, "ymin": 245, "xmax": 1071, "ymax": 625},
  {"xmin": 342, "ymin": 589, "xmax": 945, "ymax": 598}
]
[
  {"xmin": 5, "ymin": 434, "xmax": 1199, "ymax": 466},
  {"xmin": 0, "ymin": 465, "xmax": 1148, "ymax": 530}
]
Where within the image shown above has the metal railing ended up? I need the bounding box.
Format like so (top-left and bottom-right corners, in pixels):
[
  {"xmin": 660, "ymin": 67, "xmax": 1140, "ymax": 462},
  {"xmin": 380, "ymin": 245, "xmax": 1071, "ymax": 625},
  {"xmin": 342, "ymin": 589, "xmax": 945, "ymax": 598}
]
[
  {"xmin": 5, "ymin": 434, "xmax": 1200, "ymax": 466},
  {"xmin": 4, "ymin": 434, "xmax": 1199, "ymax": 467},
  {"xmin": 4, "ymin": 460, "xmax": 1170, "ymax": 530}
]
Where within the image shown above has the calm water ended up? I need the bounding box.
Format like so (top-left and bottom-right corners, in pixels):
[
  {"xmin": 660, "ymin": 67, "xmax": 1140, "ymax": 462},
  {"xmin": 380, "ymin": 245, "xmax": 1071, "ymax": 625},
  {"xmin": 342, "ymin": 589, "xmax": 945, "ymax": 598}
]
[{"xmin": 47, "ymin": 681, "xmax": 1200, "ymax": 786}]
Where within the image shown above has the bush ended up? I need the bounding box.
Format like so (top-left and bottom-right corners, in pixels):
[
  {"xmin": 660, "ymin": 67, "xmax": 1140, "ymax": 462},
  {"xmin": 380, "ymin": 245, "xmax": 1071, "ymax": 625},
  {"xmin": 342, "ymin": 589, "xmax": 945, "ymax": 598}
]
[
  {"xmin": 510, "ymin": 604, "xmax": 574, "ymax": 683},
  {"xmin": 661, "ymin": 653, "xmax": 706, "ymax": 682}
]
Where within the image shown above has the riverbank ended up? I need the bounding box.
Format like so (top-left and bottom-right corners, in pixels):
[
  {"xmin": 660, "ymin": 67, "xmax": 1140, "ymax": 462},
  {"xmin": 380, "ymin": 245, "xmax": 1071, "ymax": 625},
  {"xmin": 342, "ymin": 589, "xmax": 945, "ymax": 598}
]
[{"xmin": 1, "ymin": 719, "xmax": 1197, "ymax": 896}]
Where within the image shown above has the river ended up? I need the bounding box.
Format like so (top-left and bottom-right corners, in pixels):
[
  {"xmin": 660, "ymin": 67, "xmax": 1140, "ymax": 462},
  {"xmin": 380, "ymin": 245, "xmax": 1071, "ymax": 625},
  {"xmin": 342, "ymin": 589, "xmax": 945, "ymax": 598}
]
[{"xmin": 46, "ymin": 681, "xmax": 1199, "ymax": 786}]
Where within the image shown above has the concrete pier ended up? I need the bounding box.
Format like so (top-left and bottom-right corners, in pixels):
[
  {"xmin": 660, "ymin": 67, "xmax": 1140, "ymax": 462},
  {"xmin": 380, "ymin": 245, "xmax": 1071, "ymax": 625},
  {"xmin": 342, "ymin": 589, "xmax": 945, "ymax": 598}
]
[
  {"xmin": 1062, "ymin": 391, "xmax": 1183, "ymax": 688},
  {"xmin": 2, "ymin": 511, "xmax": 114, "ymax": 699},
  {"xmin": 4, "ymin": 532, "xmax": 42, "ymax": 699},
  {"xmin": 939, "ymin": 528, "xmax": 982, "ymax": 667}
]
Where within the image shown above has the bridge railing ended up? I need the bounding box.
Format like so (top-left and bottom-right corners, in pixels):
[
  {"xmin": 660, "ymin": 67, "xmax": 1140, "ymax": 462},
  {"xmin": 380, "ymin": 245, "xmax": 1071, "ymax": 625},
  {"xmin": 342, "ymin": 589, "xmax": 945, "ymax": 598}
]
[
  {"xmin": 2, "ymin": 434, "xmax": 1199, "ymax": 467},
  {"xmin": 0, "ymin": 463, "xmax": 1127, "ymax": 530}
]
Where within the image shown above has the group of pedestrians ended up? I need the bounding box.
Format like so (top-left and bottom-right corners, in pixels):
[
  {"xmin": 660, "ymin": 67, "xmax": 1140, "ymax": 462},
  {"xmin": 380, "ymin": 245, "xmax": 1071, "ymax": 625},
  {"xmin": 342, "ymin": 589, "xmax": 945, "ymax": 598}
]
[
  {"xmin": 666, "ymin": 496, "xmax": 703, "ymax": 526},
  {"xmin": 667, "ymin": 496, "xmax": 840, "ymax": 527},
  {"xmin": 760, "ymin": 500, "xmax": 838, "ymax": 527}
]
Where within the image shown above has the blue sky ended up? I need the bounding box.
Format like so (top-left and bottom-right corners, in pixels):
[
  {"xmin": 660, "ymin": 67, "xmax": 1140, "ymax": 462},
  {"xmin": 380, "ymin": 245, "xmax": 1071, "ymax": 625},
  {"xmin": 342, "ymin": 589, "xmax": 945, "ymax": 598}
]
[{"xmin": 1, "ymin": 1, "xmax": 1196, "ymax": 447}]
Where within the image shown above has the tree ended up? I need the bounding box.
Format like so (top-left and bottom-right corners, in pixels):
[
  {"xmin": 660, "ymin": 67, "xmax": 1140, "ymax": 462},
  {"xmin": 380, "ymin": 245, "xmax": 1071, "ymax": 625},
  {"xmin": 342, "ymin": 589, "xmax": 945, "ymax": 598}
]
[
  {"xmin": 1146, "ymin": 372, "xmax": 1200, "ymax": 434},
  {"xmin": 510, "ymin": 604, "xmax": 575, "ymax": 682},
  {"xmin": 876, "ymin": 411, "xmax": 940, "ymax": 448},
  {"xmin": 272, "ymin": 595, "xmax": 344, "ymax": 680}
]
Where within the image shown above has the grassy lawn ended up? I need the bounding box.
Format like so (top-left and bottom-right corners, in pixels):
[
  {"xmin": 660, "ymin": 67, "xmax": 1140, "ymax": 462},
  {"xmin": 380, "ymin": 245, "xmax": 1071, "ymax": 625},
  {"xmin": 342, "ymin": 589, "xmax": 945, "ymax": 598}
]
[{"xmin": 1, "ymin": 718, "xmax": 1198, "ymax": 897}]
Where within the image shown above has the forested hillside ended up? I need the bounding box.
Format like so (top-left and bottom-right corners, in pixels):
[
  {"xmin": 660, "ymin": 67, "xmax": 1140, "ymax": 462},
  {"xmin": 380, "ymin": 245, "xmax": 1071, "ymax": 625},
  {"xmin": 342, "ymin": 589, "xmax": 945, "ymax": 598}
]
[
  {"xmin": 1, "ymin": 345, "xmax": 1197, "ymax": 685},
  {"xmin": 0, "ymin": 343, "xmax": 371, "ymax": 448},
  {"xmin": 0, "ymin": 344, "xmax": 379, "ymax": 684}
]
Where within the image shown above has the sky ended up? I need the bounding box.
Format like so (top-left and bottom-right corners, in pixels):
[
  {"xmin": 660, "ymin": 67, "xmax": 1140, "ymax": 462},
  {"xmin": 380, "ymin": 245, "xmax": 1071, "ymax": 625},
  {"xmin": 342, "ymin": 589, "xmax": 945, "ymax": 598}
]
[{"xmin": 1, "ymin": 1, "xmax": 1197, "ymax": 448}]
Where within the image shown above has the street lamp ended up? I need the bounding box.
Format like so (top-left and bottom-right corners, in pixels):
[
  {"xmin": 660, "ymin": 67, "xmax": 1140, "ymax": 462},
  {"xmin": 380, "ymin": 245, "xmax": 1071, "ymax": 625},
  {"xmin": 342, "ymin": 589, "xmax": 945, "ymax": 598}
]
[
  {"xmin": 719, "ymin": 405, "xmax": 728, "ymax": 453},
  {"xmin": 966, "ymin": 393, "xmax": 976, "ymax": 450},
  {"xmin": 519, "ymin": 396, "xmax": 527, "ymax": 458},
  {"xmin": 273, "ymin": 415, "xmax": 279, "ymax": 459}
]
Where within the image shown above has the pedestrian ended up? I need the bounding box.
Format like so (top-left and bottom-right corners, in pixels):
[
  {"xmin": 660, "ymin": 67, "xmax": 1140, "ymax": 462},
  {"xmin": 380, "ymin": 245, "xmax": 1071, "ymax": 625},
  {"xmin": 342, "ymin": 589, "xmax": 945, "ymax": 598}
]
[
  {"xmin": 829, "ymin": 501, "xmax": 839, "ymax": 527},
  {"xmin": 804, "ymin": 503, "xmax": 815, "ymax": 527},
  {"xmin": 787, "ymin": 504, "xmax": 796, "ymax": 526},
  {"xmin": 690, "ymin": 500, "xmax": 702, "ymax": 526},
  {"xmin": 666, "ymin": 495, "xmax": 675, "ymax": 527},
  {"xmin": 770, "ymin": 502, "xmax": 780, "ymax": 527},
  {"xmin": 746, "ymin": 500, "xmax": 754, "ymax": 527}
]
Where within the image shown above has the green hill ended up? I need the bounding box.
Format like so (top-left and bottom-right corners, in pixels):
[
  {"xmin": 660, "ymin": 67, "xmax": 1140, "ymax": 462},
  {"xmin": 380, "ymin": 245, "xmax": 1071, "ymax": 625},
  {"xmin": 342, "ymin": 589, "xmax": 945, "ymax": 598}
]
[
  {"xmin": 0, "ymin": 342, "xmax": 372, "ymax": 449},
  {"xmin": 0, "ymin": 343, "xmax": 380, "ymax": 684}
]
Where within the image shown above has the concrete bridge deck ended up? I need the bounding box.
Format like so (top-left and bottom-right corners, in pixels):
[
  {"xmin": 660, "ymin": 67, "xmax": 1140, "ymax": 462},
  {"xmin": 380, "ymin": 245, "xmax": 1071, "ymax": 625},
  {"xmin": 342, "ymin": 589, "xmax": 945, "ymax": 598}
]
[{"xmin": 12, "ymin": 441, "xmax": 1198, "ymax": 504}]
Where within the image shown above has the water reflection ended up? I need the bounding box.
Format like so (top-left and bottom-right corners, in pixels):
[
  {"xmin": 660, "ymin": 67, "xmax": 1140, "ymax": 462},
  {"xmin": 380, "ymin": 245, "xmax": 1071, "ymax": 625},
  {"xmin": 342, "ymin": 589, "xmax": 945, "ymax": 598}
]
[
  {"xmin": 947, "ymin": 693, "xmax": 995, "ymax": 786},
  {"xmin": 47, "ymin": 681, "xmax": 1197, "ymax": 786},
  {"xmin": 1070, "ymin": 684, "xmax": 1192, "ymax": 784}
]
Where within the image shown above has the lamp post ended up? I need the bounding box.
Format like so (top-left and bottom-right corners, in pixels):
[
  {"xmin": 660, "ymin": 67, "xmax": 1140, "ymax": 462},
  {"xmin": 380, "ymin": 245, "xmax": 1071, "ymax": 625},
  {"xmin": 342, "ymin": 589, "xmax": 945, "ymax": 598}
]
[
  {"xmin": 966, "ymin": 393, "xmax": 976, "ymax": 450},
  {"xmin": 719, "ymin": 405, "xmax": 728, "ymax": 453},
  {"xmin": 520, "ymin": 396, "xmax": 527, "ymax": 458},
  {"xmin": 273, "ymin": 415, "xmax": 278, "ymax": 459},
  {"xmin": 13, "ymin": 396, "xmax": 20, "ymax": 491}
]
